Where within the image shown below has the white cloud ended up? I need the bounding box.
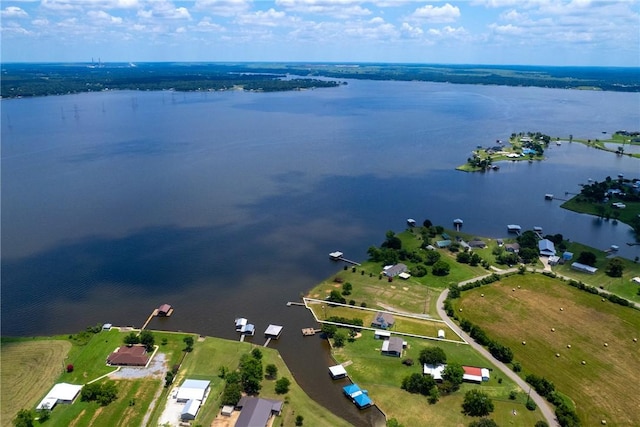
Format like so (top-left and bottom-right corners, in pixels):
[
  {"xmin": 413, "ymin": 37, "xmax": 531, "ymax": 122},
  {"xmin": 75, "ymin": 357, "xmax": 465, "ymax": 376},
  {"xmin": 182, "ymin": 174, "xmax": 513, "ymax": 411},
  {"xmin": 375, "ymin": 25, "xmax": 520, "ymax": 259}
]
[
  {"xmin": 195, "ymin": 0, "xmax": 252, "ymax": 16},
  {"xmin": 87, "ymin": 10, "xmax": 124, "ymax": 24},
  {"xmin": 400, "ymin": 22, "xmax": 423, "ymax": 38},
  {"xmin": 1, "ymin": 6, "xmax": 29, "ymax": 18},
  {"xmin": 236, "ymin": 8, "xmax": 289, "ymax": 27},
  {"xmin": 410, "ymin": 3, "xmax": 460, "ymax": 23},
  {"xmin": 275, "ymin": 0, "xmax": 372, "ymax": 18},
  {"xmin": 137, "ymin": 2, "xmax": 191, "ymax": 20},
  {"xmin": 488, "ymin": 23, "xmax": 523, "ymax": 35},
  {"xmin": 195, "ymin": 18, "xmax": 225, "ymax": 32}
]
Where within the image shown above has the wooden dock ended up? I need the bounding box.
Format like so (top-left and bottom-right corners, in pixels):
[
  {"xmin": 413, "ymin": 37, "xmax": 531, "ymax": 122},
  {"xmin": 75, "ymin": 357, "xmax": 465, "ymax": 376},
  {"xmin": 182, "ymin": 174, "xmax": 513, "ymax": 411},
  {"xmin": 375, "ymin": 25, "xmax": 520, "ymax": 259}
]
[
  {"xmin": 302, "ymin": 328, "xmax": 322, "ymax": 336},
  {"xmin": 338, "ymin": 257, "xmax": 361, "ymax": 266},
  {"xmin": 140, "ymin": 309, "xmax": 159, "ymax": 331},
  {"xmin": 287, "ymin": 301, "xmax": 305, "ymax": 307},
  {"xmin": 239, "ymin": 335, "xmax": 245, "ymax": 342},
  {"xmin": 263, "ymin": 338, "xmax": 272, "ymax": 347}
]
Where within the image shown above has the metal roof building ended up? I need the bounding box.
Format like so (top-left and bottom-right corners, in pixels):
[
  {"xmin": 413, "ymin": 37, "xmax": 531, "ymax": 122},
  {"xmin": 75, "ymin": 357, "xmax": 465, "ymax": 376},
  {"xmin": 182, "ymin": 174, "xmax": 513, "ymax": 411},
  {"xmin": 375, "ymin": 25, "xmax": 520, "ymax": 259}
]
[{"xmin": 176, "ymin": 379, "xmax": 210, "ymax": 402}]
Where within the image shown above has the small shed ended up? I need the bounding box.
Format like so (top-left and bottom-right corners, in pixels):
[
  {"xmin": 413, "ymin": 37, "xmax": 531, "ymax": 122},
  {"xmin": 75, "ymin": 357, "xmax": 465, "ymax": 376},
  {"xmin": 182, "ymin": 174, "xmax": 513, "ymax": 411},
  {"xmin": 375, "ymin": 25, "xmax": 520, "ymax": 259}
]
[
  {"xmin": 374, "ymin": 330, "xmax": 391, "ymax": 340},
  {"xmin": 398, "ymin": 272, "xmax": 411, "ymax": 280},
  {"xmin": 221, "ymin": 405, "xmax": 234, "ymax": 416},
  {"xmin": 632, "ymin": 277, "xmax": 640, "ymax": 285},
  {"xmin": 571, "ymin": 262, "xmax": 598, "ymax": 274},
  {"xmin": 436, "ymin": 240, "xmax": 452, "ymax": 248},
  {"xmin": 265, "ymin": 324, "xmax": 283, "ymax": 339},
  {"xmin": 329, "ymin": 364, "xmax": 348, "ymax": 379},
  {"xmin": 437, "ymin": 329, "xmax": 445, "ymax": 339},
  {"xmin": 240, "ymin": 324, "xmax": 255, "ymax": 336},
  {"xmin": 102, "ymin": 323, "xmax": 112, "ymax": 331},
  {"xmin": 562, "ymin": 252, "xmax": 574, "ymax": 261},
  {"xmin": 548, "ymin": 256, "xmax": 560, "ymax": 266}
]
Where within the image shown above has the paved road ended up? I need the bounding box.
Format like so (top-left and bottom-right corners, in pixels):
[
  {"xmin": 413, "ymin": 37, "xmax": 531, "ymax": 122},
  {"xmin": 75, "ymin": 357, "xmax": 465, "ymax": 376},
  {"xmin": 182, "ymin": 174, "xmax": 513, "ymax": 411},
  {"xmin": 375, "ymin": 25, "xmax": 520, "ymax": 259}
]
[{"xmin": 436, "ymin": 288, "xmax": 560, "ymax": 427}]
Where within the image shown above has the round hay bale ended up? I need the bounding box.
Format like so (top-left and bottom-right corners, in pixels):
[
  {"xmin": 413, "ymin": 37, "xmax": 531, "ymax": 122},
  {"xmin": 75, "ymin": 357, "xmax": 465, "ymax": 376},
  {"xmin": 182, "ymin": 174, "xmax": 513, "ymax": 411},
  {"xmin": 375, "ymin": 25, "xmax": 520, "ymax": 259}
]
[
  {"xmin": 560, "ymin": 307, "xmax": 564, "ymax": 311},
  {"xmin": 459, "ymin": 308, "xmax": 463, "ymax": 312},
  {"xmin": 601, "ymin": 420, "xmax": 607, "ymax": 425},
  {"xmin": 602, "ymin": 298, "xmax": 606, "ymax": 302},
  {"xmin": 551, "ymin": 328, "xmax": 555, "ymax": 332},
  {"xmin": 481, "ymin": 293, "xmax": 484, "ymax": 297},
  {"xmin": 567, "ymin": 344, "xmax": 571, "ymax": 349},
  {"xmin": 555, "ymin": 353, "xmax": 560, "ymax": 357},
  {"xmin": 518, "ymin": 285, "xmax": 521, "ymax": 289},
  {"xmin": 581, "ymin": 360, "xmax": 586, "ymax": 365},
  {"xmin": 604, "ymin": 343, "xmax": 608, "ymax": 347},
  {"xmin": 512, "ymin": 288, "xmax": 516, "ymax": 291},
  {"xmin": 633, "ymin": 338, "xmax": 637, "ymax": 343},
  {"xmin": 522, "ymin": 341, "xmax": 526, "ymax": 345}
]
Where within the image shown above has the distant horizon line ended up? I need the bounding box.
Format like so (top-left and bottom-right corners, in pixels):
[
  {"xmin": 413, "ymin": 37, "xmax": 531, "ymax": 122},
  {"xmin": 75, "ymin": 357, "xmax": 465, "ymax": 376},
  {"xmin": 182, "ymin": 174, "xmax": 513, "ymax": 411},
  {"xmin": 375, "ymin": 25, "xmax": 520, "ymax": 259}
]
[{"xmin": 2, "ymin": 61, "xmax": 638, "ymax": 69}]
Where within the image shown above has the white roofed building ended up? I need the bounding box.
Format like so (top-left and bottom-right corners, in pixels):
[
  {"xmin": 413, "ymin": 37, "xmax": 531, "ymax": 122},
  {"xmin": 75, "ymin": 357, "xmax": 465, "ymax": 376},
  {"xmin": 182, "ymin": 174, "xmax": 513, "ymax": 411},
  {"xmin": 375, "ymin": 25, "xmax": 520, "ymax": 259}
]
[
  {"xmin": 36, "ymin": 383, "xmax": 82, "ymax": 410},
  {"xmin": 176, "ymin": 379, "xmax": 210, "ymax": 402}
]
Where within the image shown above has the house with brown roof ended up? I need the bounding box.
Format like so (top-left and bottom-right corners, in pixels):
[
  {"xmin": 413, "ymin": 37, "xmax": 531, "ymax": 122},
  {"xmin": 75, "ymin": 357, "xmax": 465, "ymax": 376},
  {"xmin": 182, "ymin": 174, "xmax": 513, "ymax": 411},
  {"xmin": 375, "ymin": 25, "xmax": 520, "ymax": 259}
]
[{"xmin": 107, "ymin": 345, "xmax": 150, "ymax": 366}]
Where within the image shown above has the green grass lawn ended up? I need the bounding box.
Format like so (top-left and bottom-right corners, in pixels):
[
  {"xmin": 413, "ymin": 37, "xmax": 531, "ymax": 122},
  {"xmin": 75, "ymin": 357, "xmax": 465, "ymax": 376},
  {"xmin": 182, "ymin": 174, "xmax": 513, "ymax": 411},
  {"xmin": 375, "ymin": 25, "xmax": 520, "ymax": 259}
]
[
  {"xmin": 451, "ymin": 274, "xmax": 640, "ymax": 426},
  {"xmin": 561, "ymin": 196, "xmax": 640, "ymax": 230},
  {"xmin": 331, "ymin": 330, "xmax": 545, "ymax": 427},
  {"xmin": 551, "ymin": 241, "xmax": 640, "ymax": 302}
]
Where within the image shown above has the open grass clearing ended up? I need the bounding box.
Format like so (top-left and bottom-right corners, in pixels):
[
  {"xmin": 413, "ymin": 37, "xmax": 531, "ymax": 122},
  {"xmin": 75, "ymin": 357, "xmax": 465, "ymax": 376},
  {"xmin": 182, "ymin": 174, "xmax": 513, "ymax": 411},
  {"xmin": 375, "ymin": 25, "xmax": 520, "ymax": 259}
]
[
  {"xmin": 305, "ymin": 299, "xmax": 463, "ymax": 342},
  {"xmin": 331, "ymin": 329, "xmax": 545, "ymax": 426},
  {"xmin": 551, "ymin": 240, "xmax": 640, "ymax": 302},
  {"xmin": 452, "ymin": 273, "xmax": 640, "ymax": 426},
  {"xmin": 0, "ymin": 338, "xmax": 71, "ymax": 426}
]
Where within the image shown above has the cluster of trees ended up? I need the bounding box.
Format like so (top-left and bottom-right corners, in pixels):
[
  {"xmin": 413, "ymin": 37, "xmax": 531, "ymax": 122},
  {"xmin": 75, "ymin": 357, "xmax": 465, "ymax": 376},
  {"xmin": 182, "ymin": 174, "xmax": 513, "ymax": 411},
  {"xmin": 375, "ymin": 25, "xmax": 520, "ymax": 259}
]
[
  {"xmin": 220, "ymin": 348, "xmax": 265, "ymax": 406},
  {"xmin": 123, "ymin": 330, "xmax": 155, "ymax": 351},
  {"xmin": 458, "ymin": 319, "xmax": 513, "ymax": 363},
  {"xmin": 401, "ymin": 347, "xmax": 466, "ymax": 405},
  {"xmin": 80, "ymin": 381, "xmax": 118, "ymax": 406},
  {"xmin": 526, "ymin": 374, "xmax": 581, "ymax": 427},
  {"xmin": 466, "ymin": 155, "xmax": 493, "ymax": 170}
]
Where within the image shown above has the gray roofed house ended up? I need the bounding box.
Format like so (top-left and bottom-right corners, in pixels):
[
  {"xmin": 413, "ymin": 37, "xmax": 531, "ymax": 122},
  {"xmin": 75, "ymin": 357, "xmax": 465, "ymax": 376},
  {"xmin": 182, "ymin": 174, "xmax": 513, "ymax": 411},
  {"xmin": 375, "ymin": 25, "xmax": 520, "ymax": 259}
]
[
  {"xmin": 381, "ymin": 337, "xmax": 404, "ymax": 357},
  {"xmin": 371, "ymin": 312, "xmax": 395, "ymax": 329},
  {"xmin": 468, "ymin": 239, "xmax": 487, "ymax": 248},
  {"xmin": 181, "ymin": 399, "xmax": 201, "ymax": 421},
  {"xmin": 383, "ymin": 263, "xmax": 408, "ymax": 277},
  {"xmin": 235, "ymin": 396, "xmax": 283, "ymax": 427},
  {"xmin": 504, "ymin": 243, "xmax": 520, "ymax": 253}
]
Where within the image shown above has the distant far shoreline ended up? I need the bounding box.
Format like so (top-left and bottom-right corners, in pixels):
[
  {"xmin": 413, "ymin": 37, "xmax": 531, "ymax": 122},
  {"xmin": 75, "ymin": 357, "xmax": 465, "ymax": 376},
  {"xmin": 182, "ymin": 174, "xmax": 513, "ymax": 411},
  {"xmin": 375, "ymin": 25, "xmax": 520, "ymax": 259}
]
[{"xmin": 2, "ymin": 62, "xmax": 639, "ymax": 99}]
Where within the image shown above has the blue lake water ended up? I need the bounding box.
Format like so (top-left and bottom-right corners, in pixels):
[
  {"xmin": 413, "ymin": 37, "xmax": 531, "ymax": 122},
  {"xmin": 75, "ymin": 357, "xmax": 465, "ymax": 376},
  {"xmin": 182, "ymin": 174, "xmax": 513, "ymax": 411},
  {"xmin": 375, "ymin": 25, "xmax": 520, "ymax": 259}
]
[{"xmin": 2, "ymin": 79, "xmax": 639, "ymax": 426}]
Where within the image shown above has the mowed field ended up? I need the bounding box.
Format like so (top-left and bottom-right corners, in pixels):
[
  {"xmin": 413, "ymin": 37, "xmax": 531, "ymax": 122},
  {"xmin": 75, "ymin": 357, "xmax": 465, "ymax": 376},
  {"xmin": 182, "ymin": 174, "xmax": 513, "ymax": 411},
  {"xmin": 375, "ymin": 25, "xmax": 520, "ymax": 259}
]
[
  {"xmin": 453, "ymin": 274, "xmax": 640, "ymax": 426},
  {"xmin": 1, "ymin": 339, "xmax": 71, "ymax": 426}
]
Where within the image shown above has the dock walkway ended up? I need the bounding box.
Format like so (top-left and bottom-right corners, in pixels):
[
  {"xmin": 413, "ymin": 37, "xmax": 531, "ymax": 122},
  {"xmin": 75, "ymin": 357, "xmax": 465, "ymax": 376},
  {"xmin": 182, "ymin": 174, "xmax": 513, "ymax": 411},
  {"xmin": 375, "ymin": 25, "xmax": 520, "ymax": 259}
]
[{"xmin": 140, "ymin": 309, "xmax": 159, "ymax": 331}]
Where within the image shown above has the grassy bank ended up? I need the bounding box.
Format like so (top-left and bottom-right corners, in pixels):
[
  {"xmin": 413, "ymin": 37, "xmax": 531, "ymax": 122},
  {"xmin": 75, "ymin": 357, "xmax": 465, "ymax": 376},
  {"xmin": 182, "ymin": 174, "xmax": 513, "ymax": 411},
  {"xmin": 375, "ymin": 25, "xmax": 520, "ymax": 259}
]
[
  {"xmin": 1, "ymin": 331, "xmax": 351, "ymax": 427},
  {"xmin": 451, "ymin": 273, "xmax": 640, "ymax": 426},
  {"xmin": 331, "ymin": 329, "xmax": 545, "ymax": 426}
]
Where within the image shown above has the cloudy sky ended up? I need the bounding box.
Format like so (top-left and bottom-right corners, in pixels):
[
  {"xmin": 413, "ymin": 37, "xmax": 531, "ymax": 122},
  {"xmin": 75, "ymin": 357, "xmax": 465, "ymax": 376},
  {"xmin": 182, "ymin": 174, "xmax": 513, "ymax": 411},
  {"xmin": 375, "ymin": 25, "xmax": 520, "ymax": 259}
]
[{"xmin": 1, "ymin": 0, "xmax": 639, "ymax": 66}]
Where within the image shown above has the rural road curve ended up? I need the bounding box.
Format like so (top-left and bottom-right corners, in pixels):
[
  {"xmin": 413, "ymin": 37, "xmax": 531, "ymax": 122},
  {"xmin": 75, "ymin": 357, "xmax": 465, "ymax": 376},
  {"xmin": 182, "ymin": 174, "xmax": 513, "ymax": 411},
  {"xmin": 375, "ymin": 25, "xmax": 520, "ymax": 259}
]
[{"xmin": 436, "ymin": 288, "xmax": 560, "ymax": 427}]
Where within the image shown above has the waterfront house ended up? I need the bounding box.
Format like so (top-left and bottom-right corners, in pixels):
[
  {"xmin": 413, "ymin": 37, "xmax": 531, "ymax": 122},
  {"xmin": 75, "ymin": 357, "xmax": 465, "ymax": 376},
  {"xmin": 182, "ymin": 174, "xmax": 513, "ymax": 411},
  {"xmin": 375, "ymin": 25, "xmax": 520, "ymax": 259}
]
[
  {"xmin": 383, "ymin": 263, "xmax": 408, "ymax": 277},
  {"xmin": 107, "ymin": 345, "xmax": 150, "ymax": 367},
  {"xmin": 371, "ymin": 312, "xmax": 395, "ymax": 329},
  {"xmin": 343, "ymin": 384, "xmax": 373, "ymax": 409},
  {"xmin": 381, "ymin": 337, "xmax": 404, "ymax": 357},
  {"xmin": 538, "ymin": 239, "xmax": 556, "ymax": 257},
  {"xmin": 504, "ymin": 243, "xmax": 520, "ymax": 253},
  {"xmin": 235, "ymin": 396, "xmax": 283, "ymax": 427},
  {"xmin": 469, "ymin": 239, "xmax": 487, "ymax": 248},
  {"xmin": 436, "ymin": 240, "xmax": 452, "ymax": 249}
]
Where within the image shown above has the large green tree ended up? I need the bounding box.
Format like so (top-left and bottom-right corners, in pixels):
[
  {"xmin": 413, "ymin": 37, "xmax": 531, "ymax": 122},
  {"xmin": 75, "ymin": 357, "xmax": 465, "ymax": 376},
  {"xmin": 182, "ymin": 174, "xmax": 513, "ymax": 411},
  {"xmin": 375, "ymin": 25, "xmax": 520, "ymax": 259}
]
[
  {"xmin": 605, "ymin": 258, "xmax": 624, "ymax": 277},
  {"xmin": 12, "ymin": 409, "xmax": 34, "ymax": 427},
  {"xmin": 418, "ymin": 347, "xmax": 447, "ymax": 366},
  {"xmin": 401, "ymin": 373, "xmax": 436, "ymax": 396},
  {"xmin": 442, "ymin": 363, "xmax": 465, "ymax": 391},
  {"xmin": 462, "ymin": 390, "xmax": 494, "ymax": 417}
]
